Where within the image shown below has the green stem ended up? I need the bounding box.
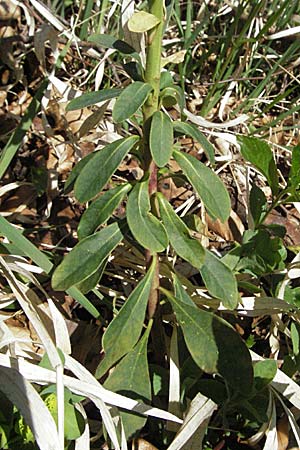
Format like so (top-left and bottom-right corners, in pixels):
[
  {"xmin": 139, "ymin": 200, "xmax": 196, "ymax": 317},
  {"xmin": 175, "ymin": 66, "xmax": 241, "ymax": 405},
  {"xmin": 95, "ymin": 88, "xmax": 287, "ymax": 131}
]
[
  {"xmin": 142, "ymin": 0, "xmax": 164, "ymax": 319},
  {"xmin": 97, "ymin": 0, "xmax": 109, "ymax": 34}
]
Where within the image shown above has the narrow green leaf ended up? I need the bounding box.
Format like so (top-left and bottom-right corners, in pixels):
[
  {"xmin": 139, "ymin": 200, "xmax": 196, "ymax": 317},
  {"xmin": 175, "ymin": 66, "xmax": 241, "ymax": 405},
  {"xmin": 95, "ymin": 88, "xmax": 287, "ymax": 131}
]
[
  {"xmin": 128, "ymin": 11, "xmax": 160, "ymax": 33},
  {"xmin": 0, "ymin": 216, "xmax": 100, "ymax": 318},
  {"xmin": 112, "ymin": 82, "xmax": 152, "ymax": 123},
  {"xmin": 52, "ymin": 222, "xmax": 123, "ymax": 291},
  {"xmin": 88, "ymin": 34, "xmax": 136, "ymax": 54},
  {"xmin": 67, "ymin": 286, "xmax": 100, "ymax": 318},
  {"xmin": 173, "ymin": 150, "xmax": 230, "ymax": 222},
  {"xmin": 64, "ymin": 152, "xmax": 96, "ymax": 193},
  {"xmin": 75, "ymin": 259, "xmax": 107, "ymax": 294},
  {"xmin": 291, "ymin": 322, "xmax": 300, "ymax": 356},
  {"xmin": 104, "ymin": 322, "xmax": 152, "ymax": 439},
  {"xmin": 123, "ymin": 61, "xmax": 144, "ymax": 82},
  {"xmin": 289, "ymin": 144, "xmax": 300, "ymax": 190},
  {"xmin": 200, "ymin": 250, "xmax": 239, "ymax": 309},
  {"xmin": 163, "ymin": 289, "xmax": 253, "ymax": 392},
  {"xmin": 238, "ymin": 136, "xmax": 279, "ymax": 195},
  {"xmin": 66, "ymin": 88, "xmax": 122, "ymax": 111},
  {"xmin": 250, "ymin": 184, "xmax": 267, "ymax": 226},
  {"xmin": 164, "ymin": 290, "xmax": 218, "ymax": 373},
  {"xmin": 74, "ymin": 136, "xmax": 139, "ymax": 203},
  {"xmin": 126, "ymin": 180, "xmax": 168, "ymax": 253},
  {"xmin": 0, "ymin": 79, "xmax": 48, "ymax": 180},
  {"xmin": 157, "ymin": 193, "xmax": 205, "ymax": 268},
  {"xmin": 96, "ymin": 257, "xmax": 156, "ymax": 378},
  {"xmin": 150, "ymin": 111, "xmax": 173, "ymax": 167},
  {"xmin": 173, "ymin": 273, "xmax": 195, "ymax": 307},
  {"xmin": 173, "ymin": 121, "xmax": 215, "ymax": 164},
  {"xmin": 78, "ymin": 184, "xmax": 132, "ymax": 240},
  {"xmin": 0, "ymin": 215, "xmax": 53, "ymax": 274}
]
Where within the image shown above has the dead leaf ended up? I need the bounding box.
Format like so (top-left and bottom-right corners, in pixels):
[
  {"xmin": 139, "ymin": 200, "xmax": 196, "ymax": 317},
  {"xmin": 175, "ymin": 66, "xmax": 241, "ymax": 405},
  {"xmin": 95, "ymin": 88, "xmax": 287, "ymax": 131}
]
[
  {"xmin": 206, "ymin": 215, "xmax": 234, "ymax": 241},
  {"xmin": 132, "ymin": 438, "xmax": 159, "ymax": 450},
  {"xmin": 277, "ymin": 414, "xmax": 289, "ymax": 450},
  {"xmin": 0, "ymin": 0, "xmax": 21, "ymax": 21}
]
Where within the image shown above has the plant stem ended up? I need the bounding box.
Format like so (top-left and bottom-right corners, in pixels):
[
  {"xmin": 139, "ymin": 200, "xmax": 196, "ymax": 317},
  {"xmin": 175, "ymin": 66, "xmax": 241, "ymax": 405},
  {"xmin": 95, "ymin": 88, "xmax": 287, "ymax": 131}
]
[{"xmin": 142, "ymin": 0, "xmax": 164, "ymax": 319}]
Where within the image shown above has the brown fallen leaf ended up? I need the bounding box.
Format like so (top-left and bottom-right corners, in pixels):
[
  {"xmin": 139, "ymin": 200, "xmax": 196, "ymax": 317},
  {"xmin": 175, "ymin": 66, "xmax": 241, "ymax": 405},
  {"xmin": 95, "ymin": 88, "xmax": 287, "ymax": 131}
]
[
  {"xmin": 277, "ymin": 414, "xmax": 289, "ymax": 450},
  {"xmin": 132, "ymin": 438, "xmax": 159, "ymax": 450}
]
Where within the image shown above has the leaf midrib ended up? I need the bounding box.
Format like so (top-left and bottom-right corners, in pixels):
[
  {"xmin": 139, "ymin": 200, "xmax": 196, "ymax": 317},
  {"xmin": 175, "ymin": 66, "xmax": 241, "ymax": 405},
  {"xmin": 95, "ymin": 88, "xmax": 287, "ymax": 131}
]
[{"xmin": 104, "ymin": 262, "xmax": 155, "ymax": 352}]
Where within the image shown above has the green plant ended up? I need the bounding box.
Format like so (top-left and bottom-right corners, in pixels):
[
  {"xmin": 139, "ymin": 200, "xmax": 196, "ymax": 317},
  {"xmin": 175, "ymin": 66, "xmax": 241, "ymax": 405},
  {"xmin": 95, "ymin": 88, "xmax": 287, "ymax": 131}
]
[
  {"xmin": 2, "ymin": 0, "xmax": 300, "ymax": 448},
  {"xmin": 50, "ymin": 1, "xmax": 266, "ymax": 445}
]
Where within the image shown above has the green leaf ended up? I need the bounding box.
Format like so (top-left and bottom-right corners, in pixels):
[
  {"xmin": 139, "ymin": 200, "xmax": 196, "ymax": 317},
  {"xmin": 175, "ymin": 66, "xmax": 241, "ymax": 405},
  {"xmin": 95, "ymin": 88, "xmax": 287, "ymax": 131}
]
[
  {"xmin": 52, "ymin": 222, "xmax": 123, "ymax": 291},
  {"xmin": 163, "ymin": 289, "xmax": 253, "ymax": 393},
  {"xmin": 173, "ymin": 273, "xmax": 195, "ymax": 307},
  {"xmin": 44, "ymin": 393, "xmax": 85, "ymax": 441},
  {"xmin": 250, "ymin": 184, "xmax": 267, "ymax": 226},
  {"xmin": 291, "ymin": 322, "xmax": 300, "ymax": 356},
  {"xmin": 15, "ymin": 415, "xmax": 35, "ymax": 443},
  {"xmin": 78, "ymin": 184, "xmax": 132, "ymax": 240},
  {"xmin": 0, "ymin": 215, "xmax": 53, "ymax": 274},
  {"xmin": 289, "ymin": 144, "xmax": 300, "ymax": 190},
  {"xmin": 88, "ymin": 34, "xmax": 136, "ymax": 54},
  {"xmin": 160, "ymin": 86, "xmax": 185, "ymax": 112},
  {"xmin": 123, "ymin": 61, "xmax": 144, "ymax": 82},
  {"xmin": 149, "ymin": 111, "xmax": 174, "ymax": 167},
  {"xmin": 75, "ymin": 258, "xmax": 107, "ymax": 294},
  {"xmin": 96, "ymin": 257, "xmax": 156, "ymax": 378},
  {"xmin": 126, "ymin": 180, "xmax": 168, "ymax": 253},
  {"xmin": 173, "ymin": 150, "xmax": 230, "ymax": 222},
  {"xmin": 74, "ymin": 136, "xmax": 139, "ymax": 203},
  {"xmin": 200, "ymin": 250, "xmax": 239, "ymax": 309},
  {"xmin": 104, "ymin": 322, "xmax": 152, "ymax": 439},
  {"xmin": 238, "ymin": 136, "xmax": 279, "ymax": 195},
  {"xmin": 128, "ymin": 11, "xmax": 160, "ymax": 33},
  {"xmin": 160, "ymin": 72, "xmax": 174, "ymax": 90},
  {"xmin": 66, "ymin": 88, "xmax": 122, "ymax": 111},
  {"xmin": 253, "ymin": 360, "xmax": 277, "ymax": 393},
  {"xmin": 173, "ymin": 121, "xmax": 215, "ymax": 164},
  {"xmin": 112, "ymin": 82, "xmax": 152, "ymax": 123},
  {"xmin": 157, "ymin": 192, "xmax": 205, "ymax": 267},
  {"xmin": 64, "ymin": 152, "xmax": 96, "ymax": 193}
]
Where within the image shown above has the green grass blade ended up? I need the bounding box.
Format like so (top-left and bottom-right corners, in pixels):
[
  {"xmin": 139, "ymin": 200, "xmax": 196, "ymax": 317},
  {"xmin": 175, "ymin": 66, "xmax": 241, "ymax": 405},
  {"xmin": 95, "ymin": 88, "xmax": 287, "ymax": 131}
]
[
  {"xmin": 0, "ymin": 79, "xmax": 48, "ymax": 180},
  {"xmin": 0, "ymin": 215, "xmax": 53, "ymax": 273},
  {"xmin": 0, "ymin": 215, "xmax": 101, "ymax": 318},
  {"xmin": 79, "ymin": 0, "xmax": 94, "ymax": 41}
]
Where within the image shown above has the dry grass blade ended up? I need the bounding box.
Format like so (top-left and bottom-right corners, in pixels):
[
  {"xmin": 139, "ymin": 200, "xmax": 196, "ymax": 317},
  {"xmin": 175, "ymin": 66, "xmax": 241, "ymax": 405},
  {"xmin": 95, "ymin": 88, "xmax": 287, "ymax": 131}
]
[
  {"xmin": 183, "ymin": 108, "xmax": 249, "ymax": 129},
  {"xmin": 0, "ymin": 352, "xmax": 183, "ymax": 423},
  {"xmin": 48, "ymin": 297, "xmax": 71, "ymax": 355},
  {"xmin": 263, "ymin": 394, "xmax": 278, "ymax": 450},
  {"xmin": 74, "ymin": 403, "xmax": 90, "ymax": 450},
  {"xmin": 0, "ymin": 256, "xmax": 65, "ymax": 448},
  {"xmin": 167, "ymin": 324, "xmax": 181, "ymax": 432},
  {"xmin": 64, "ymin": 355, "xmax": 121, "ymax": 450},
  {"xmin": 272, "ymin": 389, "xmax": 300, "ymax": 448},
  {"xmin": 0, "ymin": 257, "xmax": 61, "ymax": 367},
  {"xmin": 167, "ymin": 393, "xmax": 217, "ymax": 450},
  {"xmin": 0, "ymin": 365, "xmax": 60, "ymax": 450}
]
